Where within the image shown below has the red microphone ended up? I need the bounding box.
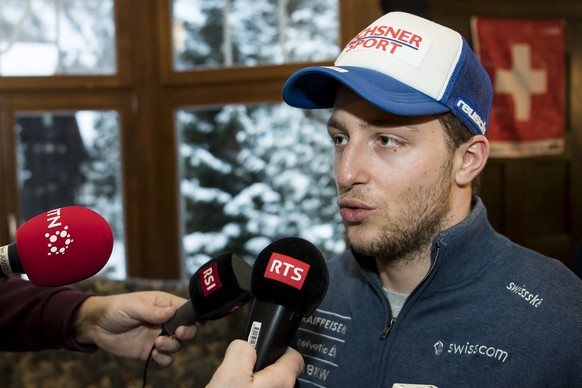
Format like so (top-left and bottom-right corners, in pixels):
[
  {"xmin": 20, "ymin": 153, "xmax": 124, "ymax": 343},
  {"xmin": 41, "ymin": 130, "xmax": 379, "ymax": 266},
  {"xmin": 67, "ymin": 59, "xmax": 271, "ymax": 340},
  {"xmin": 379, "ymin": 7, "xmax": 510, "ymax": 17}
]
[{"xmin": 0, "ymin": 206, "xmax": 113, "ymax": 286}]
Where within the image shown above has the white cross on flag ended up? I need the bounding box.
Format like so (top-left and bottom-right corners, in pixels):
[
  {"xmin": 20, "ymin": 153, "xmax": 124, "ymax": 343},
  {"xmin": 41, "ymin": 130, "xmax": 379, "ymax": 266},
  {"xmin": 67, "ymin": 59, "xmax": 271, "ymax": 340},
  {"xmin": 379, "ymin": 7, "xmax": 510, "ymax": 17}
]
[{"xmin": 471, "ymin": 18, "xmax": 565, "ymax": 158}]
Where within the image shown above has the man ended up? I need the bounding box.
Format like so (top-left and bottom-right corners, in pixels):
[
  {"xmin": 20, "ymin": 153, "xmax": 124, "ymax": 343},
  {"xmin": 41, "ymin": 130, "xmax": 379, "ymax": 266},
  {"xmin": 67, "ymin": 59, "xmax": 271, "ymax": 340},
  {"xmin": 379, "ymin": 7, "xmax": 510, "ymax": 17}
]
[{"xmin": 282, "ymin": 11, "xmax": 582, "ymax": 387}]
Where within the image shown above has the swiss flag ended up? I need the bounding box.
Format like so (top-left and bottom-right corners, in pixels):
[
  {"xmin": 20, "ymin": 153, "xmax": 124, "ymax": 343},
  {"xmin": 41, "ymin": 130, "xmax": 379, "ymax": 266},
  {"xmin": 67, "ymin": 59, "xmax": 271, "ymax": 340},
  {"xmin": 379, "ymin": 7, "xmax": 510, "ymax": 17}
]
[{"xmin": 471, "ymin": 18, "xmax": 565, "ymax": 157}]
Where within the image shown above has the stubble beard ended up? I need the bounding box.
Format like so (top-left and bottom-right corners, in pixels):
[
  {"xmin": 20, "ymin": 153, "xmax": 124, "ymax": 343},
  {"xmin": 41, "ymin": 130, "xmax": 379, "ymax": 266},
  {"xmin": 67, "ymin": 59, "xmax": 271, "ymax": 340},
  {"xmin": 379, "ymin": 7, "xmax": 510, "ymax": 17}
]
[{"xmin": 343, "ymin": 159, "xmax": 454, "ymax": 267}]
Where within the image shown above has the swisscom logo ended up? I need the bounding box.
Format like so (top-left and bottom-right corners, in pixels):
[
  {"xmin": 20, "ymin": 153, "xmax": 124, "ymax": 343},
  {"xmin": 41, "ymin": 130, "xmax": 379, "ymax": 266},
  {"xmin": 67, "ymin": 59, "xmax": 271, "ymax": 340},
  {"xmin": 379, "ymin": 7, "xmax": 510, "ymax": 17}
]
[{"xmin": 433, "ymin": 339, "xmax": 509, "ymax": 363}]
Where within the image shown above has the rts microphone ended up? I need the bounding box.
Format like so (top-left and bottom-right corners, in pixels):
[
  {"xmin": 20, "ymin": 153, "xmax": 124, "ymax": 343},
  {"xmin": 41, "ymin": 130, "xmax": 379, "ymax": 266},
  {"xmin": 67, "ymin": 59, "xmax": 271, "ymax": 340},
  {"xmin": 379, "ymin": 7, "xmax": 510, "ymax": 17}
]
[
  {"xmin": 0, "ymin": 206, "xmax": 113, "ymax": 286},
  {"xmin": 162, "ymin": 253, "xmax": 252, "ymax": 336},
  {"xmin": 245, "ymin": 237, "xmax": 328, "ymax": 371}
]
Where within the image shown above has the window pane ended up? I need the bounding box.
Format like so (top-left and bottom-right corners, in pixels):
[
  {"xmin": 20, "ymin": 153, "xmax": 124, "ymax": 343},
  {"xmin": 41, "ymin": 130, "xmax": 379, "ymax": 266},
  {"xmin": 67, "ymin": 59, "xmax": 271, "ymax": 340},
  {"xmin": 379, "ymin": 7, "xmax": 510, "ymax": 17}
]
[
  {"xmin": 0, "ymin": 0, "xmax": 116, "ymax": 76},
  {"xmin": 15, "ymin": 111, "xmax": 126, "ymax": 278},
  {"xmin": 172, "ymin": 0, "xmax": 340, "ymax": 70},
  {"xmin": 177, "ymin": 103, "xmax": 345, "ymax": 275}
]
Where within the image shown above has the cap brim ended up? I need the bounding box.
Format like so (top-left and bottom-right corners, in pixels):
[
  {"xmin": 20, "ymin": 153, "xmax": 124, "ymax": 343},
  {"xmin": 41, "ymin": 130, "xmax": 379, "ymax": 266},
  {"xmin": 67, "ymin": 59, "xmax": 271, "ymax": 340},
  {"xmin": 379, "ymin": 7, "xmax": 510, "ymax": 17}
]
[{"xmin": 282, "ymin": 66, "xmax": 450, "ymax": 116}]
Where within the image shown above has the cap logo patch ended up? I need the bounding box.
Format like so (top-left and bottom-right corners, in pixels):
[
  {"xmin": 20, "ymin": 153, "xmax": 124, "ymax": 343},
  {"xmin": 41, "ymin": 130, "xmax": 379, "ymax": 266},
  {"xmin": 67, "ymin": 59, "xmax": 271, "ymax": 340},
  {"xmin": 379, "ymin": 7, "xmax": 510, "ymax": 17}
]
[
  {"xmin": 456, "ymin": 99, "xmax": 487, "ymax": 135},
  {"xmin": 343, "ymin": 24, "xmax": 433, "ymax": 68}
]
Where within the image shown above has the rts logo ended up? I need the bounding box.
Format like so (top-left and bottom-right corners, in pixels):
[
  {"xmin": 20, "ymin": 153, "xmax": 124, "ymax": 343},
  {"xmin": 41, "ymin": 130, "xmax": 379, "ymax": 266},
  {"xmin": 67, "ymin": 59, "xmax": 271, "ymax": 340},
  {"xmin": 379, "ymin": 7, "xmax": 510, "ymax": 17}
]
[
  {"xmin": 199, "ymin": 262, "xmax": 222, "ymax": 297},
  {"xmin": 264, "ymin": 252, "xmax": 310, "ymax": 290}
]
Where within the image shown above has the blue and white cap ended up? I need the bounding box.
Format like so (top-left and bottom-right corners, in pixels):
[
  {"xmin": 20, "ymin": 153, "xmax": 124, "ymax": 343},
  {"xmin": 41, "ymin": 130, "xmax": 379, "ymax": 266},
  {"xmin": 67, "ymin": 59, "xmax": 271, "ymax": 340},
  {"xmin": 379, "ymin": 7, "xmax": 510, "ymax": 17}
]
[{"xmin": 283, "ymin": 12, "xmax": 493, "ymax": 136}]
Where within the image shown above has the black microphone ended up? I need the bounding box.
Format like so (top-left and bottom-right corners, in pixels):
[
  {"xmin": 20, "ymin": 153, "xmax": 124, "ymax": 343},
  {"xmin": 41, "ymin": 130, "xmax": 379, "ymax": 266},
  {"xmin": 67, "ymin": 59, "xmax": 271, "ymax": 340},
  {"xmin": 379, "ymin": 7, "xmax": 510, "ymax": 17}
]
[
  {"xmin": 162, "ymin": 253, "xmax": 252, "ymax": 336},
  {"xmin": 245, "ymin": 237, "xmax": 328, "ymax": 371}
]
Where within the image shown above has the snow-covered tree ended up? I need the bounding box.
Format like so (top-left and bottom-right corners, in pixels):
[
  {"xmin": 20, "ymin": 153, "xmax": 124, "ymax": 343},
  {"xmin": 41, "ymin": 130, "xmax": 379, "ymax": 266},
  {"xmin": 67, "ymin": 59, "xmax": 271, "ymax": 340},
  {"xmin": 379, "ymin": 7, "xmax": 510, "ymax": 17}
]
[{"xmin": 177, "ymin": 0, "xmax": 344, "ymax": 274}]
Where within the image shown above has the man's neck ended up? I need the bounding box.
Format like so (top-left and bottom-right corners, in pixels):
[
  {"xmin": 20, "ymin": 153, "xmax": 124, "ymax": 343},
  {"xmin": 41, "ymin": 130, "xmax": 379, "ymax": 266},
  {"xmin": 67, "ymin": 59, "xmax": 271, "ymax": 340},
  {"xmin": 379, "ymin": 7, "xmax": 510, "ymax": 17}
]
[
  {"xmin": 375, "ymin": 194, "xmax": 474, "ymax": 293},
  {"xmin": 376, "ymin": 249, "xmax": 432, "ymax": 294}
]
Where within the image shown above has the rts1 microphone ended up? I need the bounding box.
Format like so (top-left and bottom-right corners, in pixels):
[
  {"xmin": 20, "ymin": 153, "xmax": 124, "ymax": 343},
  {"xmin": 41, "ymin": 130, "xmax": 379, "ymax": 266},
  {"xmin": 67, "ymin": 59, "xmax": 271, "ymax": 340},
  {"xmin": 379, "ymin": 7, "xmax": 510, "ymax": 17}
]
[
  {"xmin": 162, "ymin": 253, "xmax": 252, "ymax": 336},
  {"xmin": 0, "ymin": 206, "xmax": 113, "ymax": 286},
  {"xmin": 245, "ymin": 237, "xmax": 328, "ymax": 371}
]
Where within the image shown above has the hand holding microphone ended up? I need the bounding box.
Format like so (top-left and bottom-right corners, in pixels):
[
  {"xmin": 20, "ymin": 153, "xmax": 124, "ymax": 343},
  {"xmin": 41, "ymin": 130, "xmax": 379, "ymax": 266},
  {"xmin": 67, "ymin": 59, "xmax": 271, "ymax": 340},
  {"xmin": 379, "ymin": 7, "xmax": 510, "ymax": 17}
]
[
  {"xmin": 161, "ymin": 253, "xmax": 252, "ymax": 336},
  {"xmin": 208, "ymin": 339, "xmax": 304, "ymax": 388},
  {"xmin": 139, "ymin": 253, "xmax": 252, "ymax": 385},
  {"xmin": 0, "ymin": 206, "xmax": 113, "ymax": 286},
  {"xmin": 245, "ymin": 237, "xmax": 329, "ymax": 371}
]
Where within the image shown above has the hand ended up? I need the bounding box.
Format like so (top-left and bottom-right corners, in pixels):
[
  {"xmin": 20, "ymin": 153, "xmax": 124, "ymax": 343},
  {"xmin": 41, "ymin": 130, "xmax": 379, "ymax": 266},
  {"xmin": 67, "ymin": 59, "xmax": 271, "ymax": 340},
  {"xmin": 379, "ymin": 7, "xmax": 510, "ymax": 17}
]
[
  {"xmin": 207, "ymin": 340, "xmax": 304, "ymax": 388},
  {"xmin": 73, "ymin": 291, "xmax": 197, "ymax": 367}
]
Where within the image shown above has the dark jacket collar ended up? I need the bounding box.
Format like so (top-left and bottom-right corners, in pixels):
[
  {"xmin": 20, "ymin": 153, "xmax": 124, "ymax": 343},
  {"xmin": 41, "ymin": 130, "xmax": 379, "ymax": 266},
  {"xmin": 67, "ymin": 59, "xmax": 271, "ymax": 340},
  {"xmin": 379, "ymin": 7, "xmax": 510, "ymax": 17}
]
[
  {"xmin": 429, "ymin": 196, "xmax": 508, "ymax": 288},
  {"xmin": 350, "ymin": 196, "xmax": 507, "ymax": 290}
]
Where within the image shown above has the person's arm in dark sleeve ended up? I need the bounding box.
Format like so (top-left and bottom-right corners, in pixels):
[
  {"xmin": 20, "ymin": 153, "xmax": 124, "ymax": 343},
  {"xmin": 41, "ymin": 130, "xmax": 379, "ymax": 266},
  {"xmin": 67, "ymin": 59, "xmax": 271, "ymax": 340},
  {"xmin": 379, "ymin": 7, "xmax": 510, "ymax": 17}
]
[{"xmin": 0, "ymin": 276, "xmax": 97, "ymax": 352}]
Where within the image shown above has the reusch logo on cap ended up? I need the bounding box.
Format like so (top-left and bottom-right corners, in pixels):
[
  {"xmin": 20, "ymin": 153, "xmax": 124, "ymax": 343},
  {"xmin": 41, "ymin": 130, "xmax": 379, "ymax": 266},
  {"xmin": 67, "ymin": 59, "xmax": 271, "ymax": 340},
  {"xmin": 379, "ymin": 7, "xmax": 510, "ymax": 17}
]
[
  {"xmin": 456, "ymin": 98, "xmax": 488, "ymax": 135},
  {"xmin": 264, "ymin": 252, "xmax": 310, "ymax": 290},
  {"xmin": 199, "ymin": 261, "xmax": 222, "ymax": 297}
]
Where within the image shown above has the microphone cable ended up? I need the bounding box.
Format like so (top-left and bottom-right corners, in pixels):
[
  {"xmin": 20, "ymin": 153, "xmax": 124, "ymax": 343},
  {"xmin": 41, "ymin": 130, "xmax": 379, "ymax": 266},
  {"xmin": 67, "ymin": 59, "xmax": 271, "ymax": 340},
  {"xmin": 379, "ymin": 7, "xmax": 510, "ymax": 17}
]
[
  {"xmin": 142, "ymin": 342, "xmax": 155, "ymax": 388},
  {"xmin": 141, "ymin": 331, "xmax": 167, "ymax": 388}
]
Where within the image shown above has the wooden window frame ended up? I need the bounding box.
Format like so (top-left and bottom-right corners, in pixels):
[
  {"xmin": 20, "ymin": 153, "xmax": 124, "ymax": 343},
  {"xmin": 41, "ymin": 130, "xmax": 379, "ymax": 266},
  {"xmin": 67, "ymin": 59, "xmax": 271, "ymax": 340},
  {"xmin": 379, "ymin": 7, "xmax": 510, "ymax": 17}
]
[{"xmin": 0, "ymin": 0, "xmax": 382, "ymax": 279}]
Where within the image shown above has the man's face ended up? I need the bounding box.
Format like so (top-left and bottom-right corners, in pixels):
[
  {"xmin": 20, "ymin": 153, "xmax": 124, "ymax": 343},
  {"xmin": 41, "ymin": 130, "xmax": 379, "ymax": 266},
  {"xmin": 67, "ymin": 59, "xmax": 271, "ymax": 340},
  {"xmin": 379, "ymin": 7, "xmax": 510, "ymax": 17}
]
[{"xmin": 329, "ymin": 87, "xmax": 456, "ymax": 262}]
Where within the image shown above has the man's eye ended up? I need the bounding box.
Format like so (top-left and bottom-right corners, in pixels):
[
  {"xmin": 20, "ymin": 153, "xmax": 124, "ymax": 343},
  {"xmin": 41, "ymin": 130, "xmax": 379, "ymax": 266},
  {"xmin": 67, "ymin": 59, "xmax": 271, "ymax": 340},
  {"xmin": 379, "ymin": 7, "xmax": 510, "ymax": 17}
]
[
  {"xmin": 379, "ymin": 135, "xmax": 399, "ymax": 148},
  {"xmin": 331, "ymin": 134, "xmax": 347, "ymax": 146}
]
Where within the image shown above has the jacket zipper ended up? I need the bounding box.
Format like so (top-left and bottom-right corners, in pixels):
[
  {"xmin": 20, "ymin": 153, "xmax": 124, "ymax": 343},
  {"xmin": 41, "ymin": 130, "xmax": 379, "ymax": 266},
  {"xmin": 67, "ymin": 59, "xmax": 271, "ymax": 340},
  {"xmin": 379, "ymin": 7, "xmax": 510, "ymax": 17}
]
[
  {"xmin": 379, "ymin": 243, "xmax": 441, "ymax": 340},
  {"xmin": 380, "ymin": 317, "xmax": 395, "ymax": 339}
]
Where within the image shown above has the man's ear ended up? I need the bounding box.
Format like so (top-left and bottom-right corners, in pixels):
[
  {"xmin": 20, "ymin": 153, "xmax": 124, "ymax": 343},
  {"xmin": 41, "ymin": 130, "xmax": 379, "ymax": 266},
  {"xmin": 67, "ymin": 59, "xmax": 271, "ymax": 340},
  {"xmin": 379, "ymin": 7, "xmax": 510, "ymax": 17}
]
[{"xmin": 455, "ymin": 135, "xmax": 490, "ymax": 186}]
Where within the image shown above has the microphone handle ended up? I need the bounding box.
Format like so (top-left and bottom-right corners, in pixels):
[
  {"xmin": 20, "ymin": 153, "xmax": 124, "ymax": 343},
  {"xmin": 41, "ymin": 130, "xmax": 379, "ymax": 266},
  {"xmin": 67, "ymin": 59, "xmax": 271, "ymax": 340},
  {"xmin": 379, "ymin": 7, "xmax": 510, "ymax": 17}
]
[
  {"xmin": 0, "ymin": 242, "xmax": 22, "ymax": 276},
  {"xmin": 162, "ymin": 300, "xmax": 197, "ymax": 336},
  {"xmin": 245, "ymin": 299, "xmax": 303, "ymax": 371}
]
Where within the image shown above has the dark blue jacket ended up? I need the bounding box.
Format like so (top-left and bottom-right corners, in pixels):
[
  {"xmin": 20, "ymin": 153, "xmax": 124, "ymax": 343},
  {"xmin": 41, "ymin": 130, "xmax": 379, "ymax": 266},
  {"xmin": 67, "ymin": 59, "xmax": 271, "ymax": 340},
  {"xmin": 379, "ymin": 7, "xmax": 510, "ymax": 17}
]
[{"xmin": 293, "ymin": 197, "xmax": 582, "ymax": 387}]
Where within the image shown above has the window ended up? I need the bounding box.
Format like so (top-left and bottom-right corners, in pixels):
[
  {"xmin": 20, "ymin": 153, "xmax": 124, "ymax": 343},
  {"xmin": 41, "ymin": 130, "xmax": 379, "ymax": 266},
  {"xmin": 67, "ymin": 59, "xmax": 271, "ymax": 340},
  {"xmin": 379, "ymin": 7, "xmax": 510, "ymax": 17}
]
[
  {"xmin": 0, "ymin": 1, "xmax": 378, "ymax": 279},
  {"xmin": 0, "ymin": 0, "xmax": 116, "ymax": 76},
  {"xmin": 172, "ymin": 0, "xmax": 339, "ymax": 70},
  {"xmin": 171, "ymin": 0, "xmax": 345, "ymax": 275},
  {"xmin": 14, "ymin": 111, "xmax": 125, "ymax": 278}
]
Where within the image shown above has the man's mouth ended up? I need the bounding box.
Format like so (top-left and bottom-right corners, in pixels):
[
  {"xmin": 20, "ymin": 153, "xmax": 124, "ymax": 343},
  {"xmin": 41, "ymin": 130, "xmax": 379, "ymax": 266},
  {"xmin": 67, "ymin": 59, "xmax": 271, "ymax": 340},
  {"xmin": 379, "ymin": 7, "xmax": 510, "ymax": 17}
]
[{"xmin": 338, "ymin": 198, "xmax": 375, "ymax": 223}]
